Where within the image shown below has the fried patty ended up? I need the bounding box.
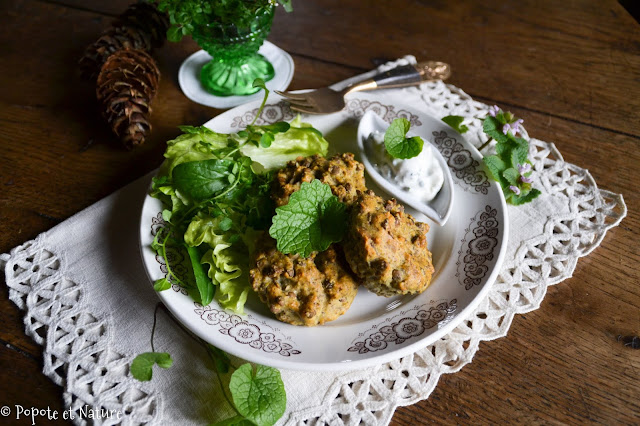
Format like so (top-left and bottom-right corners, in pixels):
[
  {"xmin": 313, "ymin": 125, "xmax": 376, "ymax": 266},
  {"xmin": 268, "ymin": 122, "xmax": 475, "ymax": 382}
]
[
  {"xmin": 271, "ymin": 153, "xmax": 366, "ymax": 207},
  {"xmin": 249, "ymin": 233, "xmax": 359, "ymax": 326},
  {"xmin": 343, "ymin": 190, "xmax": 434, "ymax": 297}
]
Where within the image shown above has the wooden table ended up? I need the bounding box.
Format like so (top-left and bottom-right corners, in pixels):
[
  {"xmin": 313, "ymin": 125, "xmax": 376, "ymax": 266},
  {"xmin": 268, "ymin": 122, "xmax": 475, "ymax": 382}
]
[{"xmin": 1, "ymin": 0, "xmax": 638, "ymax": 424}]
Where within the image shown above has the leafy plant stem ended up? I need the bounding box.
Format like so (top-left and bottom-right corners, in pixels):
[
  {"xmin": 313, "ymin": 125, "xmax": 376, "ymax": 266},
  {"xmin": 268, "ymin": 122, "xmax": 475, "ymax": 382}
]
[
  {"xmin": 214, "ymin": 367, "xmax": 241, "ymax": 417},
  {"xmin": 250, "ymin": 78, "xmax": 269, "ymax": 125},
  {"xmin": 153, "ymin": 303, "xmax": 243, "ymax": 417},
  {"xmin": 150, "ymin": 302, "xmax": 161, "ymax": 353},
  {"xmin": 478, "ymin": 137, "xmax": 493, "ymax": 152}
]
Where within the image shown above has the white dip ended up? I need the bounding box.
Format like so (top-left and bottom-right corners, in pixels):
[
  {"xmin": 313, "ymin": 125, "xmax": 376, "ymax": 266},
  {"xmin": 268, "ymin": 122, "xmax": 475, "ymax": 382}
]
[{"xmin": 367, "ymin": 130, "xmax": 444, "ymax": 202}]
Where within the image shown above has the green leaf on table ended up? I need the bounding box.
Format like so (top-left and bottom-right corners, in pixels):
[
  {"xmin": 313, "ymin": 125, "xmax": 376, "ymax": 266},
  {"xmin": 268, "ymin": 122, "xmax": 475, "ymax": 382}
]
[
  {"xmin": 441, "ymin": 115, "xmax": 469, "ymax": 134},
  {"xmin": 130, "ymin": 352, "xmax": 173, "ymax": 382},
  {"xmin": 269, "ymin": 180, "xmax": 347, "ymax": 258},
  {"xmin": 172, "ymin": 159, "xmax": 235, "ymax": 201},
  {"xmin": 229, "ymin": 364, "xmax": 287, "ymax": 426},
  {"xmin": 384, "ymin": 118, "xmax": 424, "ymax": 159}
]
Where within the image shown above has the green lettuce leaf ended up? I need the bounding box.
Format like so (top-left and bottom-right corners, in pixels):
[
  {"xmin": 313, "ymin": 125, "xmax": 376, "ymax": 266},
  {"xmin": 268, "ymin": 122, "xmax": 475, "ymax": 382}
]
[
  {"xmin": 159, "ymin": 126, "xmax": 230, "ymax": 179},
  {"xmin": 240, "ymin": 116, "xmax": 328, "ymax": 171},
  {"xmin": 184, "ymin": 214, "xmax": 249, "ymax": 313}
]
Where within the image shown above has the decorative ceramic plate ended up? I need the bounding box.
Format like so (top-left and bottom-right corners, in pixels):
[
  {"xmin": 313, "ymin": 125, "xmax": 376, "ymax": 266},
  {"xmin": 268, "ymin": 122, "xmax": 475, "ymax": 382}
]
[{"xmin": 139, "ymin": 91, "xmax": 508, "ymax": 371}]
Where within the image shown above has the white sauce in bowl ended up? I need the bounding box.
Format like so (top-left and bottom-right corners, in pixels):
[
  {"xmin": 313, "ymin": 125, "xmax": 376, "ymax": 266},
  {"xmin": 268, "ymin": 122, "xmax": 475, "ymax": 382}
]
[{"xmin": 367, "ymin": 130, "xmax": 444, "ymax": 202}]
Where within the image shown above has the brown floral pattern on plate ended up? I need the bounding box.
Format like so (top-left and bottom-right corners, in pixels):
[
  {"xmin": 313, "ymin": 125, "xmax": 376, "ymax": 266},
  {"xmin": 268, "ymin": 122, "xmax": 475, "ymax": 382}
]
[
  {"xmin": 431, "ymin": 130, "xmax": 490, "ymax": 195},
  {"xmin": 230, "ymin": 101, "xmax": 296, "ymax": 128},
  {"xmin": 194, "ymin": 303, "xmax": 301, "ymax": 356},
  {"xmin": 345, "ymin": 98, "xmax": 422, "ymax": 126},
  {"xmin": 456, "ymin": 205, "xmax": 500, "ymax": 290},
  {"xmin": 347, "ymin": 300, "xmax": 457, "ymax": 354}
]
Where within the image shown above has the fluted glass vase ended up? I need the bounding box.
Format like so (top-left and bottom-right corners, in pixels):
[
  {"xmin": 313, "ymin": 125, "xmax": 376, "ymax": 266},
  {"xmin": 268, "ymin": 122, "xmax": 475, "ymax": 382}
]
[{"xmin": 191, "ymin": 7, "xmax": 275, "ymax": 97}]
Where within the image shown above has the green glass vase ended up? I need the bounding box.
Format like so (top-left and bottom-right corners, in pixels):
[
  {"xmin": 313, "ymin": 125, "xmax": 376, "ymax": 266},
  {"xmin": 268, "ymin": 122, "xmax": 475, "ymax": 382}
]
[{"xmin": 192, "ymin": 7, "xmax": 275, "ymax": 97}]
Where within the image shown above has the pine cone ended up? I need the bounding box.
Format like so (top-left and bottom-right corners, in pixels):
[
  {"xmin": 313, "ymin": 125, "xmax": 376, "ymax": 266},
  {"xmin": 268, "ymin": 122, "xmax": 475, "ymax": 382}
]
[
  {"xmin": 96, "ymin": 49, "xmax": 160, "ymax": 149},
  {"xmin": 113, "ymin": 3, "xmax": 169, "ymax": 48},
  {"xmin": 79, "ymin": 3, "xmax": 168, "ymax": 80}
]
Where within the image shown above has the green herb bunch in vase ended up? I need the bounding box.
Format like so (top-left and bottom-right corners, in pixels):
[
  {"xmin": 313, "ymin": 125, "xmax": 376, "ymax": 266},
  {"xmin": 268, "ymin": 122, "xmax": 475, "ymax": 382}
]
[{"xmin": 155, "ymin": 0, "xmax": 293, "ymax": 96}]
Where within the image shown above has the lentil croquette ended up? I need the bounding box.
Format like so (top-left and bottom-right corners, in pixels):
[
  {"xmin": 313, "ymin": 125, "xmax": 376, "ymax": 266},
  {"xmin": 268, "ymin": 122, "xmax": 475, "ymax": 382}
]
[
  {"xmin": 343, "ymin": 190, "xmax": 434, "ymax": 297},
  {"xmin": 249, "ymin": 233, "xmax": 359, "ymax": 326},
  {"xmin": 271, "ymin": 153, "xmax": 366, "ymax": 207}
]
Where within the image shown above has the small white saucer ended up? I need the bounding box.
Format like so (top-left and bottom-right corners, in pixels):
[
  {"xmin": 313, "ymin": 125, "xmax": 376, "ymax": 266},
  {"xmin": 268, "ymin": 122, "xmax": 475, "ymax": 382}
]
[{"xmin": 178, "ymin": 41, "xmax": 294, "ymax": 109}]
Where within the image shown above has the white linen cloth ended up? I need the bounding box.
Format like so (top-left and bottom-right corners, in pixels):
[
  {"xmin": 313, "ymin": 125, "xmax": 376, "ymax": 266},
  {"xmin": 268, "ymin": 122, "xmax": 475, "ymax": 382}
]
[{"xmin": 1, "ymin": 57, "xmax": 627, "ymax": 425}]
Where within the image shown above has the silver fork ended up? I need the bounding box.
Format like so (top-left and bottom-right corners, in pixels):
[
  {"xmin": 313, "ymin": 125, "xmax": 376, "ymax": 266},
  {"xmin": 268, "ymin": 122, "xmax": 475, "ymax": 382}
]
[{"xmin": 275, "ymin": 61, "xmax": 451, "ymax": 114}]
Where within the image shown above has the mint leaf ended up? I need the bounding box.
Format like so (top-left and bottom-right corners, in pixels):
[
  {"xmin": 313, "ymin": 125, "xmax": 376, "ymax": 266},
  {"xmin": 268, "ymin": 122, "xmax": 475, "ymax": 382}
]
[
  {"xmin": 319, "ymin": 197, "xmax": 347, "ymax": 243},
  {"xmin": 510, "ymin": 188, "xmax": 541, "ymax": 205},
  {"xmin": 502, "ymin": 168, "xmax": 519, "ymax": 186},
  {"xmin": 510, "ymin": 137, "xmax": 530, "ymax": 166},
  {"xmin": 269, "ymin": 180, "xmax": 347, "ymax": 257},
  {"xmin": 172, "ymin": 159, "xmax": 235, "ymax": 201},
  {"xmin": 483, "ymin": 116, "xmax": 508, "ymax": 144},
  {"xmin": 229, "ymin": 364, "xmax": 286, "ymax": 426},
  {"xmin": 441, "ymin": 115, "xmax": 469, "ymax": 134},
  {"xmin": 130, "ymin": 352, "xmax": 173, "ymax": 382},
  {"xmin": 384, "ymin": 118, "xmax": 424, "ymax": 159},
  {"xmin": 483, "ymin": 155, "xmax": 507, "ymax": 182}
]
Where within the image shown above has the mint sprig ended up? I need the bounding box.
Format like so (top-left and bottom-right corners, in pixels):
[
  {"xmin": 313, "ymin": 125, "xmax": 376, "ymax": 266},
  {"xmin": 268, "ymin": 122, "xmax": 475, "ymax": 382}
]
[
  {"xmin": 384, "ymin": 118, "xmax": 424, "ymax": 159},
  {"xmin": 269, "ymin": 180, "xmax": 348, "ymax": 257},
  {"xmin": 480, "ymin": 107, "xmax": 540, "ymax": 205}
]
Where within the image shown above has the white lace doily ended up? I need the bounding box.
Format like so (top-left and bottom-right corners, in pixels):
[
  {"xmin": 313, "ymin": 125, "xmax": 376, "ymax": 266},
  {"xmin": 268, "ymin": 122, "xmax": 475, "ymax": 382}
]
[{"xmin": 0, "ymin": 58, "xmax": 626, "ymax": 425}]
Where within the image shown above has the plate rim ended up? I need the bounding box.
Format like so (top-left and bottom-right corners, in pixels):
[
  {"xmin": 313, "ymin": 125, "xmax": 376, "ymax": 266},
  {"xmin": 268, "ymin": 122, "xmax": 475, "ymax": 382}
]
[{"xmin": 138, "ymin": 94, "xmax": 509, "ymax": 371}]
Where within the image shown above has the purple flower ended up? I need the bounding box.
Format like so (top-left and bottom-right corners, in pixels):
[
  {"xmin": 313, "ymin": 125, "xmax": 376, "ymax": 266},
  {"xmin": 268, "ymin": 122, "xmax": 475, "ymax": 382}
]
[
  {"xmin": 509, "ymin": 185, "xmax": 521, "ymax": 195},
  {"xmin": 517, "ymin": 163, "xmax": 533, "ymax": 183},
  {"xmin": 517, "ymin": 163, "xmax": 531, "ymax": 174},
  {"xmin": 488, "ymin": 105, "xmax": 500, "ymax": 117},
  {"xmin": 503, "ymin": 119, "xmax": 524, "ymax": 135}
]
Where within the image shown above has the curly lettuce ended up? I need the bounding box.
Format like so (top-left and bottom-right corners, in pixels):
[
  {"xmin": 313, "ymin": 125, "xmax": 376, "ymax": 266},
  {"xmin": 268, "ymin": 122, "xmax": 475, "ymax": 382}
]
[{"xmin": 184, "ymin": 215, "xmax": 248, "ymax": 313}]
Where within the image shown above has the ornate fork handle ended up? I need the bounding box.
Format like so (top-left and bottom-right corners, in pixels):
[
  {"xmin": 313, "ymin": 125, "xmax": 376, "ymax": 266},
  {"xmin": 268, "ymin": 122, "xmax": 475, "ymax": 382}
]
[{"xmin": 345, "ymin": 61, "xmax": 451, "ymax": 94}]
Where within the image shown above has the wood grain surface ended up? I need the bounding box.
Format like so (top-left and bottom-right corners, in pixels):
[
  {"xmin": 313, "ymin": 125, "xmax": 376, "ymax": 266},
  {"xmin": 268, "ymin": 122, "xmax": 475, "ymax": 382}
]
[{"xmin": 0, "ymin": 0, "xmax": 638, "ymax": 424}]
